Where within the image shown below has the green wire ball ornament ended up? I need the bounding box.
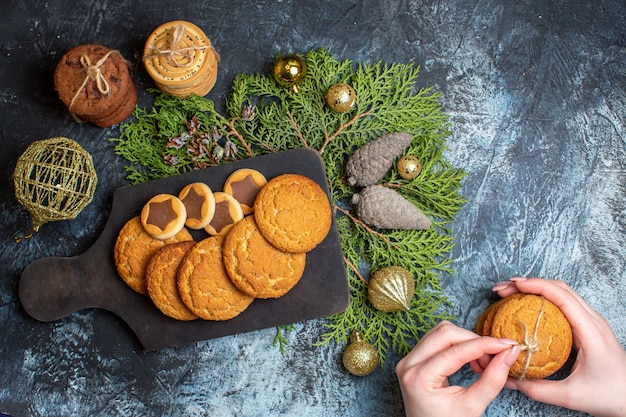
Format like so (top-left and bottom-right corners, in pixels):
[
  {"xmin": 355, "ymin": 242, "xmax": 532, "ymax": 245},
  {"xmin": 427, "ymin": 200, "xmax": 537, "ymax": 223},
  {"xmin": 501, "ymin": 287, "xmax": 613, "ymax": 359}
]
[
  {"xmin": 342, "ymin": 331, "xmax": 379, "ymax": 376},
  {"xmin": 272, "ymin": 54, "xmax": 306, "ymax": 93},
  {"xmin": 13, "ymin": 137, "xmax": 98, "ymax": 239}
]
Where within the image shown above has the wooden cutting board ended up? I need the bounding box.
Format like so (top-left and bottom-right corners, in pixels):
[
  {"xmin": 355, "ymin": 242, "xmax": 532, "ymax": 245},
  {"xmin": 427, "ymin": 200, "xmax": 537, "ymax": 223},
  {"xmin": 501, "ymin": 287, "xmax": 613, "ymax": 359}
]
[{"xmin": 19, "ymin": 148, "xmax": 350, "ymax": 351}]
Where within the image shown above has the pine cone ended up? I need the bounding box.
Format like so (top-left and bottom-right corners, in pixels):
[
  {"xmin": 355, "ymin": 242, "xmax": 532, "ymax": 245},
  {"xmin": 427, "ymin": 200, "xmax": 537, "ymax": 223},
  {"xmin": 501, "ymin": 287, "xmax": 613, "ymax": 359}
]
[
  {"xmin": 351, "ymin": 185, "xmax": 432, "ymax": 230},
  {"xmin": 345, "ymin": 132, "xmax": 413, "ymax": 187}
]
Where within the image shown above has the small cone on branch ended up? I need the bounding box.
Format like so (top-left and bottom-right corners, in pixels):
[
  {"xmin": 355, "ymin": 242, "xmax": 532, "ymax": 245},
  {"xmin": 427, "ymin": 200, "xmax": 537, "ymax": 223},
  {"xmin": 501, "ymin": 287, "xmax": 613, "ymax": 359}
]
[
  {"xmin": 351, "ymin": 185, "xmax": 432, "ymax": 230},
  {"xmin": 346, "ymin": 132, "xmax": 413, "ymax": 187}
]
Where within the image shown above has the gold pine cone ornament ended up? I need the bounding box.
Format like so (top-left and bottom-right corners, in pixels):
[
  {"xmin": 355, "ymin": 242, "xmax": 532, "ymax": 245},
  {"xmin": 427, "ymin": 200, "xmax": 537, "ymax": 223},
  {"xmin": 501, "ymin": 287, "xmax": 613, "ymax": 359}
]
[{"xmin": 368, "ymin": 266, "xmax": 415, "ymax": 312}]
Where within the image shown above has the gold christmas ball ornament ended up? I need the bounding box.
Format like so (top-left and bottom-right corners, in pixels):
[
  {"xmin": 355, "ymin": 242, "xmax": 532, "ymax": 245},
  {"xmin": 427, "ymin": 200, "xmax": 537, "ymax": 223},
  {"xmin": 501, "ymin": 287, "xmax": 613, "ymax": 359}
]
[
  {"xmin": 397, "ymin": 155, "xmax": 422, "ymax": 180},
  {"xmin": 342, "ymin": 331, "xmax": 379, "ymax": 376},
  {"xmin": 368, "ymin": 266, "xmax": 415, "ymax": 312},
  {"xmin": 325, "ymin": 83, "xmax": 356, "ymax": 113},
  {"xmin": 272, "ymin": 54, "xmax": 306, "ymax": 93},
  {"xmin": 13, "ymin": 137, "xmax": 98, "ymax": 233}
]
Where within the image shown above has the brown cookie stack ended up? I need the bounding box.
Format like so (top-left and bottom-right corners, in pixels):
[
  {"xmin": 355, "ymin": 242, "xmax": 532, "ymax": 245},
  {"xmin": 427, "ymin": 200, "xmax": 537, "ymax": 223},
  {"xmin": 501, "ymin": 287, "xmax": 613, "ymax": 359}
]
[
  {"xmin": 476, "ymin": 293, "xmax": 573, "ymax": 380},
  {"xmin": 54, "ymin": 44, "xmax": 136, "ymax": 127},
  {"xmin": 113, "ymin": 172, "xmax": 333, "ymax": 322},
  {"xmin": 142, "ymin": 20, "xmax": 219, "ymax": 98}
]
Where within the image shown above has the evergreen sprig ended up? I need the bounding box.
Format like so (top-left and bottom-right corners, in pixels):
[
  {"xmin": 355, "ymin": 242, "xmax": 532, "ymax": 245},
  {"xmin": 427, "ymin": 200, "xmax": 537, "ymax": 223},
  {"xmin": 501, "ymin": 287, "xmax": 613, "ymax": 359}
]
[{"xmin": 110, "ymin": 49, "xmax": 466, "ymax": 365}]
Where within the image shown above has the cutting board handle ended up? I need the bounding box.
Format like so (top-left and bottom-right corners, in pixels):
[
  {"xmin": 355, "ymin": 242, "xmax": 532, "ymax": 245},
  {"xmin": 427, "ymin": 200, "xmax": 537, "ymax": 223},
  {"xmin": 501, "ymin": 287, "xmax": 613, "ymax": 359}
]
[
  {"xmin": 19, "ymin": 236, "xmax": 178, "ymax": 349},
  {"xmin": 19, "ymin": 254, "xmax": 100, "ymax": 321},
  {"xmin": 18, "ymin": 239, "xmax": 134, "ymax": 322}
]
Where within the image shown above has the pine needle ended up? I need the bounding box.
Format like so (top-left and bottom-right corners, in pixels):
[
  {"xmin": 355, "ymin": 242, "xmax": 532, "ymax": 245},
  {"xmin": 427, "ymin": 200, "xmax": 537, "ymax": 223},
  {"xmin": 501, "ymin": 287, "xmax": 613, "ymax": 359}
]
[{"xmin": 110, "ymin": 49, "xmax": 466, "ymax": 365}]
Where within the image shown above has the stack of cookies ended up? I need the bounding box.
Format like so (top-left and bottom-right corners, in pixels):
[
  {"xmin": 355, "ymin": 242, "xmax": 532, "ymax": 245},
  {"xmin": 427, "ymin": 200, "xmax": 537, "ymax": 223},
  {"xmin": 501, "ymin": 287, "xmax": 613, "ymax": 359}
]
[
  {"xmin": 476, "ymin": 293, "xmax": 573, "ymax": 379},
  {"xmin": 54, "ymin": 44, "xmax": 137, "ymax": 127},
  {"xmin": 113, "ymin": 172, "xmax": 333, "ymax": 322},
  {"xmin": 142, "ymin": 20, "xmax": 219, "ymax": 98}
]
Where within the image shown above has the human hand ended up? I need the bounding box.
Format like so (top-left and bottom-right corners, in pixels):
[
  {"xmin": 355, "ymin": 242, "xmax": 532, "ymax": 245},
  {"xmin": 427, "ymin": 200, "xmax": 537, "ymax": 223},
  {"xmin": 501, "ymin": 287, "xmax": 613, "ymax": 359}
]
[
  {"xmin": 492, "ymin": 277, "xmax": 626, "ymax": 417},
  {"xmin": 395, "ymin": 321, "xmax": 521, "ymax": 417}
]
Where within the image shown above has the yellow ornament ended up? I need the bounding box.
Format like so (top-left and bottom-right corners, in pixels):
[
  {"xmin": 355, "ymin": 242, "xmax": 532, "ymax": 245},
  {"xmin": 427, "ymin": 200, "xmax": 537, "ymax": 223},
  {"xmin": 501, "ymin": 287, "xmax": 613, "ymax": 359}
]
[
  {"xmin": 368, "ymin": 266, "xmax": 415, "ymax": 312},
  {"xmin": 272, "ymin": 54, "xmax": 306, "ymax": 93},
  {"xmin": 342, "ymin": 331, "xmax": 379, "ymax": 376},
  {"xmin": 325, "ymin": 83, "xmax": 356, "ymax": 112},
  {"xmin": 13, "ymin": 137, "xmax": 98, "ymax": 235},
  {"xmin": 397, "ymin": 155, "xmax": 422, "ymax": 180}
]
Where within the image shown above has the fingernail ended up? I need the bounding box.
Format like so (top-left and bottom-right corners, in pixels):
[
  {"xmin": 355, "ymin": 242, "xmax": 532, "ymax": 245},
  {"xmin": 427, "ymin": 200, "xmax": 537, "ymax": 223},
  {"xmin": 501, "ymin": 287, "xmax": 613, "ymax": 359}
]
[
  {"xmin": 505, "ymin": 379, "xmax": 518, "ymax": 390},
  {"xmin": 498, "ymin": 338, "xmax": 519, "ymax": 346},
  {"xmin": 509, "ymin": 276, "xmax": 527, "ymax": 282},
  {"xmin": 504, "ymin": 345, "xmax": 521, "ymax": 367},
  {"xmin": 492, "ymin": 281, "xmax": 511, "ymax": 291}
]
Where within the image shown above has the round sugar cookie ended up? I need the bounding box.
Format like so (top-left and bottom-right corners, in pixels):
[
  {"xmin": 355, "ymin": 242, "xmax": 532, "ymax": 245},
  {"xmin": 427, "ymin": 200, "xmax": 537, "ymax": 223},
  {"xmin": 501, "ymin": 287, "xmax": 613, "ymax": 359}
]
[
  {"xmin": 145, "ymin": 241, "xmax": 198, "ymax": 321},
  {"xmin": 114, "ymin": 216, "xmax": 193, "ymax": 294},
  {"xmin": 177, "ymin": 235, "xmax": 254, "ymax": 320},
  {"xmin": 254, "ymin": 173, "xmax": 332, "ymax": 253},
  {"xmin": 141, "ymin": 193, "xmax": 187, "ymax": 240},
  {"xmin": 475, "ymin": 295, "xmax": 521, "ymax": 336},
  {"xmin": 204, "ymin": 192, "xmax": 243, "ymax": 236},
  {"xmin": 223, "ymin": 168, "xmax": 267, "ymax": 214},
  {"xmin": 489, "ymin": 293, "xmax": 573, "ymax": 380},
  {"xmin": 222, "ymin": 216, "xmax": 306, "ymax": 299},
  {"xmin": 178, "ymin": 182, "xmax": 215, "ymax": 229}
]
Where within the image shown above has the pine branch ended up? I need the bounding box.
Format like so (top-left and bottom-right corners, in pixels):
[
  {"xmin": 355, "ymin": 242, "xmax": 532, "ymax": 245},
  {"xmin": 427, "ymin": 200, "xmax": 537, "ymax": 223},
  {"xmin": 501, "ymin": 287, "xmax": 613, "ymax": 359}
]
[{"xmin": 109, "ymin": 49, "xmax": 465, "ymax": 365}]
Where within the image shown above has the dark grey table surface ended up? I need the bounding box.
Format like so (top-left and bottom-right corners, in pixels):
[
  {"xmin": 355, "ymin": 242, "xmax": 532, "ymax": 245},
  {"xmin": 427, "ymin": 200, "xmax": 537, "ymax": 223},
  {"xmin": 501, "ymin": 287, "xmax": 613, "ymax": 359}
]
[{"xmin": 1, "ymin": 1, "xmax": 625, "ymax": 416}]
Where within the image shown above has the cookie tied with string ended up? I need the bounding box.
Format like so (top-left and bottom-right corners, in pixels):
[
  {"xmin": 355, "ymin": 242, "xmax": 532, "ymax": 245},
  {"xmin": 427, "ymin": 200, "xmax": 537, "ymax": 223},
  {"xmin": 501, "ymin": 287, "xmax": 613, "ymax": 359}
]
[
  {"xmin": 476, "ymin": 293, "xmax": 573, "ymax": 380},
  {"xmin": 54, "ymin": 44, "xmax": 136, "ymax": 127},
  {"xmin": 142, "ymin": 20, "xmax": 219, "ymax": 98}
]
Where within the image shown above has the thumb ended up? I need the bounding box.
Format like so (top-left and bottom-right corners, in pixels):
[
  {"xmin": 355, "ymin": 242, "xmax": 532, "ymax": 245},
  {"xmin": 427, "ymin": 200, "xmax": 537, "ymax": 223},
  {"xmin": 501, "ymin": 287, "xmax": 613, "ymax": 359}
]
[
  {"xmin": 508, "ymin": 378, "xmax": 570, "ymax": 408},
  {"xmin": 465, "ymin": 345, "xmax": 521, "ymax": 404}
]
